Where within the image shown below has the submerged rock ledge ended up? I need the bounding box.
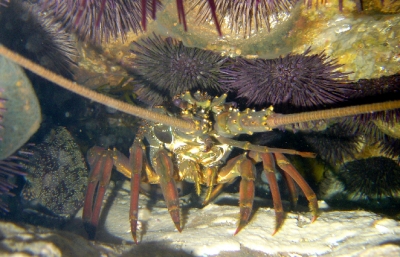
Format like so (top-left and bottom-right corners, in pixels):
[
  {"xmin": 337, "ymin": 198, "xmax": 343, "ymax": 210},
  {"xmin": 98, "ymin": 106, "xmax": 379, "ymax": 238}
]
[{"xmin": 1, "ymin": 187, "xmax": 399, "ymax": 257}]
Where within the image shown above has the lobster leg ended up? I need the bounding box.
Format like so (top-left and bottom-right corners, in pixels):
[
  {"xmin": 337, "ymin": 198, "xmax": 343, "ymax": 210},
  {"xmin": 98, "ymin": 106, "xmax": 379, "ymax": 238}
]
[
  {"xmin": 235, "ymin": 158, "xmax": 255, "ymax": 235},
  {"xmin": 274, "ymin": 153, "xmax": 319, "ymax": 222},
  {"xmin": 202, "ymin": 167, "xmax": 219, "ymax": 204},
  {"xmin": 279, "ymin": 166, "xmax": 299, "ymax": 210},
  {"xmin": 204, "ymin": 155, "xmax": 242, "ymax": 205},
  {"xmin": 153, "ymin": 149, "xmax": 182, "ymax": 232},
  {"xmin": 259, "ymin": 153, "xmax": 284, "ymax": 235},
  {"xmin": 113, "ymin": 142, "xmax": 155, "ymax": 243},
  {"xmin": 128, "ymin": 142, "xmax": 143, "ymax": 244},
  {"xmin": 217, "ymin": 154, "xmax": 256, "ymax": 235},
  {"xmin": 82, "ymin": 146, "xmax": 114, "ymax": 239}
]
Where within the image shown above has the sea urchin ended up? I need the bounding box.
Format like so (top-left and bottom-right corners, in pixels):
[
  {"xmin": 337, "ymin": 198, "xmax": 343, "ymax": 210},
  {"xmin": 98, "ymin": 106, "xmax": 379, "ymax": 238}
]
[
  {"xmin": 339, "ymin": 73, "xmax": 400, "ymax": 158},
  {"xmin": 0, "ymin": 155, "xmax": 27, "ymax": 212},
  {"xmin": 220, "ymin": 48, "xmax": 351, "ymax": 109},
  {"xmin": 130, "ymin": 34, "xmax": 227, "ymax": 105},
  {"xmin": 193, "ymin": 0, "xmax": 370, "ymax": 36},
  {"xmin": 37, "ymin": 0, "xmax": 159, "ymax": 44},
  {"xmin": 193, "ymin": 0, "xmax": 296, "ymax": 36},
  {"xmin": 0, "ymin": 1, "xmax": 77, "ymax": 75},
  {"xmin": 302, "ymin": 123, "xmax": 361, "ymax": 164},
  {"xmin": 338, "ymin": 157, "xmax": 400, "ymax": 200},
  {"xmin": 142, "ymin": 0, "xmax": 221, "ymax": 36}
]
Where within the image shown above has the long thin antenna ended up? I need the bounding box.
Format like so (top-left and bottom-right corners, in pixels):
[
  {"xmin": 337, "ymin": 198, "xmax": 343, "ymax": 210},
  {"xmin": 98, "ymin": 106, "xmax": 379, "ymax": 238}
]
[
  {"xmin": 266, "ymin": 101, "xmax": 400, "ymax": 128},
  {"xmin": 0, "ymin": 44, "xmax": 196, "ymax": 132},
  {"xmin": 1, "ymin": 44, "xmax": 399, "ymax": 132}
]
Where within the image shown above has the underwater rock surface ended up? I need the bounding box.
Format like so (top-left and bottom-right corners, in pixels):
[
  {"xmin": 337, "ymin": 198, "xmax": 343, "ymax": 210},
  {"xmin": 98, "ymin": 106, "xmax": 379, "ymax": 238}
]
[
  {"xmin": 0, "ymin": 221, "xmax": 105, "ymax": 257},
  {"xmin": 0, "ymin": 1, "xmax": 399, "ymax": 257},
  {"xmin": 62, "ymin": 181, "xmax": 400, "ymax": 256},
  {"xmin": 21, "ymin": 127, "xmax": 88, "ymax": 223},
  {"xmin": 2, "ymin": 182, "xmax": 399, "ymax": 256},
  {"xmin": 0, "ymin": 55, "xmax": 41, "ymax": 160}
]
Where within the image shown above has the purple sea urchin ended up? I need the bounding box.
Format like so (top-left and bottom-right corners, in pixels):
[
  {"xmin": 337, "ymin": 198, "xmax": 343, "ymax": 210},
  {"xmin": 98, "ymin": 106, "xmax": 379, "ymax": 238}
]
[
  {"xmin": 302, "ymin": 123, "xmax": 361, "ymax": 164},
  {"xmin": 340, "ymin": 115, "xmax": 400, "ymax": 160},
  {"xmin": 130, "ymin": 34, "xmax": 227, "ymax": 105},
  {"xmin": 0, "ymin": 155, "xmax": 27, "ymax": 212},
  {"xmin": 141, "ymin": 0, "xmax": 222, "ymax": 36},
  {"xmin": 347, "ymin": 73, "xmax": 400, "ymax": 122},
  {"xmin": 340, "ymin": 114, "xmax": 400, "ymax": 160},
  {"xmin": 0, "ymin": 1, "xmax": 77, "ymax": 75},
  {"xmin": 350, "ymin": 73, "xmax": 400, "ymax": 102},
  {"xmin": 342, "ymin": 73, "xmax": 400, "ymax": 158},
  {"xmin": 379, "ymin": 135, "xmax": 400, "ymax": 160},
  {"xmin": 340, "ymin": 73, "xmax": 400, "ymax": 158},
  {"xmin": 339, "ymin": 157, "xmax": 400, "ymax": 199},
  {"xmin": 193, "ymin": 0, "xmax": 375, "ymax": 36},
  {"xmin": 193, "ymin": 0, "xmax": 296, "ymax": 36},
  {"xmin": 38, "ymin": 0, "xmax": 159, "ymax": 44},
  {"xmin": 220, "ymin": 48, "xmax": 351, "ymax": 109},
  {"xmin": 319, "ymin": 156, "xmax": 400, "ymax": 212}
]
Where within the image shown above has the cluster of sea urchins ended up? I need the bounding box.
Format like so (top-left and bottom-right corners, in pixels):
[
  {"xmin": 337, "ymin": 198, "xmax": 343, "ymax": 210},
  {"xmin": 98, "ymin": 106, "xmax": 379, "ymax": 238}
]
[
  {"xmin": 35, "ymin": 0, "xmax": 221, "ymax": 41},
  {"xmin": 299, "ymin": 73, "xmax": 400, "ymax": 163},
  {"xmin": 129, "ymin": 34, "xmax": 400, "ymax": 169},
  {"xmin": 128, "ymin": 33, "xmax": 353, "ymax": 109},
  {"xmin": 32, "ymin": 0, "xmax": 372, "ymax": 45},
  {"xmin": 340, "ymin": 73, "xmax": 400, "ymax": 159}
]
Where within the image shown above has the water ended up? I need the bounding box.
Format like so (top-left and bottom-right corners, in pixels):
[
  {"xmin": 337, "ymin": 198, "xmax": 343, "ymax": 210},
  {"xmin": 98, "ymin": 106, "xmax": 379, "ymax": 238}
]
[{"xmin": 0, "ymin": 0, "xmax": 399, "ymax": 256}]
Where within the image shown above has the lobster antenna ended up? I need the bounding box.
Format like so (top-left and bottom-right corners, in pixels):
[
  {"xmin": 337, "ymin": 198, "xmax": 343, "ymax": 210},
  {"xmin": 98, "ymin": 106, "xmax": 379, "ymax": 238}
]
[
  {"xmin": 0, "ymin": 44, "xmax": 196, "ymax": 132},
  {"xmin": 1, "ymin": 44, "xmax": 400, "ymax": 131},
  {"xmin": 266, "ymin": 101, "xmax": 400, "ymax": 129}
]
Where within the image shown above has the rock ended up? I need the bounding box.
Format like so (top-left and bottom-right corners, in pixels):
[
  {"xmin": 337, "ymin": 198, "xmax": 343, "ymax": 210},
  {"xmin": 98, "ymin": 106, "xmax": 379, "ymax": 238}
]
[
  {"xmin": 0, "ymin": 55, "xmax": 41, "ymax": 160},
  {"xmin": 19, "ymin": 127, "xmax": 88, "ymax": 227},
  {"xmin": 0, "ymin": 221, "xmax": 107, "ymax": 257},
  {"xmin": 73, "ymin": 181, "xmax": 400, "ymax": 256},
  {"xmin": 1, "ymin": 179, "xmax": 400, "ymax": 256}
]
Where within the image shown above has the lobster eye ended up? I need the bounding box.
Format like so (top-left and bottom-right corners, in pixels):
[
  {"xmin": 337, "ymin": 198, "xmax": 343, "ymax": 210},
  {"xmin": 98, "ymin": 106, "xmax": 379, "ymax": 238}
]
[
  {"xmin": 173, "ymin": 98, "xmax": 189, "ymax": 109},
  {"xmin": 154, "ymin": 124, "xmax": 172, "ymax": 144}
]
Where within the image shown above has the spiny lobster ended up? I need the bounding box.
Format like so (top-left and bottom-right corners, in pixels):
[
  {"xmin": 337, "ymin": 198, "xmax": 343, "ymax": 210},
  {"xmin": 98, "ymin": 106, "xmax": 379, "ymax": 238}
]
[{"xmin": 1, "ymin": 45, "xmax": 399, "ymax": 243}]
